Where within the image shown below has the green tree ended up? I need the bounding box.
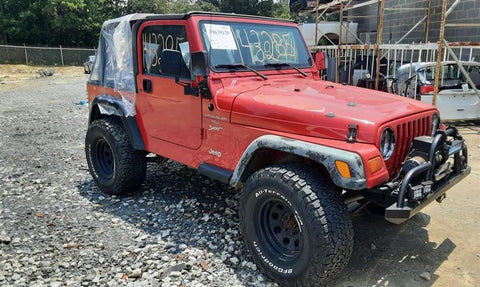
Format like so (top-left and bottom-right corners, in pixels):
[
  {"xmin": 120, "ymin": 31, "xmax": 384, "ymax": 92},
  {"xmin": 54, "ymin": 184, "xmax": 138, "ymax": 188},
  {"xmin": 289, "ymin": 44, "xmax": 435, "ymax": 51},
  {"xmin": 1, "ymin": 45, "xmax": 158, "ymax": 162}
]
[
  {"xmin": 125, "ymin": 0, "xmax": 167, "ymax": 14},
  {"xmin": 0, "ymin": 0, "xmax": 116, "ymax": 46},
  {"xmin": 166, "ymin": 0, "xmax": 219, "ymax": 14},
  {"xmin": 0, "ymin": 0, "xmax": 308, "ymax": 47},
  {"xmin": 272, "ymin": 0, "xmax": 291, "ymax": 19},
  {"xmin": 203, "ymin": 0, "xmax": 275, "ymax": 17}
]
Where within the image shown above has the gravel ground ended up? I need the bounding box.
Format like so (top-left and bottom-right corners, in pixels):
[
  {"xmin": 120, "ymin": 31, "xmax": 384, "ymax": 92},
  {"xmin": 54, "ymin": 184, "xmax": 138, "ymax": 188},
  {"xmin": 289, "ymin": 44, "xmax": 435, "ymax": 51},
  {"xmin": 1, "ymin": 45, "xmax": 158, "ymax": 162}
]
[
  {"xmin": 0, "ymin": 74, "xmax": 272, "ymax": 287},
  {"xmin": 1, "ymin": 71, "xmax": 479, "ymax": 287}
]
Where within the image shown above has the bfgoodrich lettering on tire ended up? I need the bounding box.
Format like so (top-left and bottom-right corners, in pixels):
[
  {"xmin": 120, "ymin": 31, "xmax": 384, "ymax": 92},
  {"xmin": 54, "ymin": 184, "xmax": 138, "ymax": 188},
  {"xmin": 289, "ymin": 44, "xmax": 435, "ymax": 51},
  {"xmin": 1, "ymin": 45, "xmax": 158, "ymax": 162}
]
[
  {"xmin": 239, "ymin": 164, "xmax": 353, "ymax": 286},
  {"xmin": 85, "ymin": 118, "xmax": 146, "ymax": 195}
]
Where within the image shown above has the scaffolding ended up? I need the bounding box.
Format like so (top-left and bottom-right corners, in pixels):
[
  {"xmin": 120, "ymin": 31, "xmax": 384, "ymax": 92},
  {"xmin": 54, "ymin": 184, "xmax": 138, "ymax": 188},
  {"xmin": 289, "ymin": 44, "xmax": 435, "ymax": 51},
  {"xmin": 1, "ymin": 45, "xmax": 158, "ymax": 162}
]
[{"xmin": 310, "ymin": 0, "xmax": 480, "ymax": 105}]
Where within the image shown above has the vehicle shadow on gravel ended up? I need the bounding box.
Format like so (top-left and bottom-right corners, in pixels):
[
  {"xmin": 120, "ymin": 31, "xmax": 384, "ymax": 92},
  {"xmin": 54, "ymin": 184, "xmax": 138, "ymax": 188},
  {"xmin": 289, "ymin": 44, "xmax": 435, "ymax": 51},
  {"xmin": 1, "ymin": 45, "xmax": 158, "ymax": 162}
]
[
  {"xmin": 77, "ymin": 161, "xmax": 455, "ymax": 286},
  {"xmin": 331, "ymin": 213, "xmax": 455, "ymax": 286}
]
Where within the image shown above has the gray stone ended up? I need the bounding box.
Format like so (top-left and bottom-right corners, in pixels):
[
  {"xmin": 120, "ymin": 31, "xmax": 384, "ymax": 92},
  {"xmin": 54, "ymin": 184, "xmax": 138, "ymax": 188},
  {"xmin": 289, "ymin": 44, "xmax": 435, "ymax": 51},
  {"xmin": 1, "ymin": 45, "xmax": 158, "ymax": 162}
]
[
  {"xmin": 170, "ymin": 271, "xmax": 181, "ymax": 277},
  {"xmin": 162, "ymin": 276, "xmax": 171, "ymax": 283},
  {"xmin": 229, "ymin": 257, "xmax": 239, "ymax": 265},
  {"xmin": 11, "ymin": 273, "xmax": 21, "ymax": 280},
  {"xmin": 178, "ymin": 243, "xmax": 187, "ymax": 250},
  {"xmin": 420, "ymin": 272, "xmax": 431, "ymax": 281},
  {"xmin": 85, "ymin": 273, "xmax": 96, "ymax": 281},
  {"xmin": 0, "ymin": 231, "xmax": 11, "ymax": 244},
  {"xmin": 129, "ymin": 269, "xmax": 142, "ymax": 278},
  {"xmin": 161, "ymin": 230, "xmax": 171, "ymax": 238}
]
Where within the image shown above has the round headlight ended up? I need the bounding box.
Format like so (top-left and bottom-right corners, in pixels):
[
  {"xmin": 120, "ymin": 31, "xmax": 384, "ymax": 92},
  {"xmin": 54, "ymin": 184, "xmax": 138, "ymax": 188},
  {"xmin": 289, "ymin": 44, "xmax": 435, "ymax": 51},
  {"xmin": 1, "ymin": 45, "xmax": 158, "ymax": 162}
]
[
  {"xmin": 431, "ymin": 113, "xmax": 440, "ymax": 136},
  {"xmin": 380, "ymin": 128, "xmax": 396, "ymax": 160}
]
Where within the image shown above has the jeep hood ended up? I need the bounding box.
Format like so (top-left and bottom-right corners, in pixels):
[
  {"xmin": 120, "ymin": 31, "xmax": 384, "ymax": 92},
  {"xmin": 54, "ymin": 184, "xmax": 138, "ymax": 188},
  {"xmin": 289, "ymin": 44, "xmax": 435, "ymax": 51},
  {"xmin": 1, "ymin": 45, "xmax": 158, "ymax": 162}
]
[{"xmin": 224, "ymin": 77, "xmax": 435, "ymax": 143}]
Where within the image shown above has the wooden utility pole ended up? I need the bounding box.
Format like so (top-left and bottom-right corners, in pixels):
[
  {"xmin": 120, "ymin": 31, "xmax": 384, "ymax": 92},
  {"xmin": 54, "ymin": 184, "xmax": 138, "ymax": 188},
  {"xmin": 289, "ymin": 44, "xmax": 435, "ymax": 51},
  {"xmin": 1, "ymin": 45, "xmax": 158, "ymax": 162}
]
[
  {"xmin": 315, "ymin": 0, "xmax": 320, "ymax": 45},
  {"xmin": 337, "ymin": 2, "xmax": 344, "ymax": 83},
  {"xmin": 374, "ymin": 0, "xmax": 385, "ymax": 90},
  {"xmin": 433, "ymin": 0, "xmax": 448, "ymax": 106},
  {"xmin": 424, "ymin": 0, "xmax": 432, "ymax": 43}
]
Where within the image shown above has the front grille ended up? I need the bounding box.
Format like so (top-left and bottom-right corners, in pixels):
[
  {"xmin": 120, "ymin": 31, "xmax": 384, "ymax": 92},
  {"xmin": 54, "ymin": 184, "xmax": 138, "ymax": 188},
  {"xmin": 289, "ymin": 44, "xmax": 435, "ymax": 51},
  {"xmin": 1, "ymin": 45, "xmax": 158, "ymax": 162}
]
[{"xmin": 383, "ymin": 113, "xmax": 431, "ymax": 176}]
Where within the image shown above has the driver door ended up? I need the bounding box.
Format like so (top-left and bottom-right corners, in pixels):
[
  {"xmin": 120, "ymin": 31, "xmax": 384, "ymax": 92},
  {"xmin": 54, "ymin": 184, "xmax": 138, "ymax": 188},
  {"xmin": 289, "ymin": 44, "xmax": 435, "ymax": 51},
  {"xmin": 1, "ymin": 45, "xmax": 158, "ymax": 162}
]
[{"xmin": 136, "ymin": 22, "xmax": 202, "ymax": 150}]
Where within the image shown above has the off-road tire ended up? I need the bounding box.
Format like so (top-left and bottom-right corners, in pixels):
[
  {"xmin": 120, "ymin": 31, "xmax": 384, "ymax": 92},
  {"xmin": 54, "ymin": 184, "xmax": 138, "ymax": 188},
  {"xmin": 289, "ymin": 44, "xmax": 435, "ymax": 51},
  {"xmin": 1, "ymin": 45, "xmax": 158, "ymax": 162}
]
[
  {"xmin": 239, "ymin": 164, "xmax": 353, "ymax": 286},
  {"xmin": 85, "ymin": 118, "xmax": 146, "ymax": 195}
]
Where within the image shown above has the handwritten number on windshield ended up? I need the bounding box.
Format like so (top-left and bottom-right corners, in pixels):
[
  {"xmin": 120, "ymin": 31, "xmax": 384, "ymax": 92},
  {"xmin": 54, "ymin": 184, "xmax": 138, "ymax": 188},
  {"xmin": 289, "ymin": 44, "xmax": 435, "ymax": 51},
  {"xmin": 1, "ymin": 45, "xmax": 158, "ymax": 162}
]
[{"xmin": 236, "ymin": 29, "xmax": 296, "ymax": 63}]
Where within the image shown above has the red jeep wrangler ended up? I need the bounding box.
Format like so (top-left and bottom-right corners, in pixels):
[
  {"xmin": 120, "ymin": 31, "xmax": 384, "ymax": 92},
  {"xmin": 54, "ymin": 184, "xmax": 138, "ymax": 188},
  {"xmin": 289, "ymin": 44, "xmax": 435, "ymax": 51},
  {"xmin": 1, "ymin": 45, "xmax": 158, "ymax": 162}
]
[{"xmin": 85, "ymin": 12, "xmax": 470, "ymax": 286}]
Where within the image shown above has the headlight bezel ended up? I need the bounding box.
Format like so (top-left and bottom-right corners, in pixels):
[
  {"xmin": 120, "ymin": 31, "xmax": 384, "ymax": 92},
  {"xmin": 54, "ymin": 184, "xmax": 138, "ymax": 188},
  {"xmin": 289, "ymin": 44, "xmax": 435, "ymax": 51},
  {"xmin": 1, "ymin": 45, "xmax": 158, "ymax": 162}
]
[
  {"xmin": 380, "ymin": 127, "xmax": 396, "ymax": 160},
  {"xmin": 431, "ymin": 113, "xmax": 440, "ymax": 137}
]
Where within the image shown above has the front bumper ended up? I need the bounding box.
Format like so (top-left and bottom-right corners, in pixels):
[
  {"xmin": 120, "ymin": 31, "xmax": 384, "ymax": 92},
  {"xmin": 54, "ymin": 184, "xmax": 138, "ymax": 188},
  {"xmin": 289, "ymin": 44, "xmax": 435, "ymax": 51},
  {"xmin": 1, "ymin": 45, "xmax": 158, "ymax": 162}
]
[{"xmin": 385, "ymin": 127, "xmax": 470, "ymax": 224}]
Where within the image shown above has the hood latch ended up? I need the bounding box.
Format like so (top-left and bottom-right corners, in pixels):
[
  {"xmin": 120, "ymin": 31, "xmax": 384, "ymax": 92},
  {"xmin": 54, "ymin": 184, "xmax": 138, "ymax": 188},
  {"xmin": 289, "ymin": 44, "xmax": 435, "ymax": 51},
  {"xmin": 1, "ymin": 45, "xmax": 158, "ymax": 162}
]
[{"xmin": 347, "ymin": 124, "xmax": 358, "ymax": 143}]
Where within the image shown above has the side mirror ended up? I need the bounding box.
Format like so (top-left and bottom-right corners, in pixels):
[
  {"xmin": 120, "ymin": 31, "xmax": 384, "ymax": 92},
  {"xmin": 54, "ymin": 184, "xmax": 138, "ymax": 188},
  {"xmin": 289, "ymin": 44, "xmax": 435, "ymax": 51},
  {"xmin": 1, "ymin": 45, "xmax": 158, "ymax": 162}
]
[
  {"xmin": 191, "ymin": 51, "xmax": 209, "ymax": 77},
  {"xmin": 160, "ymin": 49, "xmax": 182, "ymax": 78}
]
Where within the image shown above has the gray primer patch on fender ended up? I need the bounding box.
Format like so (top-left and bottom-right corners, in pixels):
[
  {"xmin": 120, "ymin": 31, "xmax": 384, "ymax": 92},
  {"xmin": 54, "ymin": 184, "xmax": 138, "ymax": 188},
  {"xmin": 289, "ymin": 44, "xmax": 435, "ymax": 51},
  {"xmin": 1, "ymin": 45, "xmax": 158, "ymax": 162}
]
[{"xmin": 230, "ymin": 135, "xmax": 367, "ymax": 190}]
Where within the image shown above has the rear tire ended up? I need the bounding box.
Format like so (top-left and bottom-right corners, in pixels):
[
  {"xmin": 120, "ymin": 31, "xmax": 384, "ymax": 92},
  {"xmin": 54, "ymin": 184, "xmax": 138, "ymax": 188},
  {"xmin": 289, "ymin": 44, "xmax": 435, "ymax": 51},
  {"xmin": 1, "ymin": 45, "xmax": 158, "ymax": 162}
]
[
  {"xmin": 239, "ymin": 164, "xmax": 353, "ymax": 286},
  {"xmin": 85, "ymin": 118, "xmax": 146, "ymax": 195}
]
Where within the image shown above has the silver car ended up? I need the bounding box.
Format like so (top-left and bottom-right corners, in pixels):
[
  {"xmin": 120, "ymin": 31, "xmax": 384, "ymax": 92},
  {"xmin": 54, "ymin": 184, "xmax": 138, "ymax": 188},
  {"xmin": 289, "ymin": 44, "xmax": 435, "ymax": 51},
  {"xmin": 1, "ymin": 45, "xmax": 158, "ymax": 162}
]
[{"xmin": 397, "ymin": 61, "xmax": 480, "ymax": 120}]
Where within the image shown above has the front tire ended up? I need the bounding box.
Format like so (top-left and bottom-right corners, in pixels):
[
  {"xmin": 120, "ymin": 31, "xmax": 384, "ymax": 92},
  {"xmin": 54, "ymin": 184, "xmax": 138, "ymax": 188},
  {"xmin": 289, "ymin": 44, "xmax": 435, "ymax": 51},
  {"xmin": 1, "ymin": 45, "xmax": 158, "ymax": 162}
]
[
  {"xmin": 85, "ymin": 118, "xmax": 146, "ymax": 195},
  {"xmin": 239, "ymin": 164, "xmax": 353, "ymax": 286}
]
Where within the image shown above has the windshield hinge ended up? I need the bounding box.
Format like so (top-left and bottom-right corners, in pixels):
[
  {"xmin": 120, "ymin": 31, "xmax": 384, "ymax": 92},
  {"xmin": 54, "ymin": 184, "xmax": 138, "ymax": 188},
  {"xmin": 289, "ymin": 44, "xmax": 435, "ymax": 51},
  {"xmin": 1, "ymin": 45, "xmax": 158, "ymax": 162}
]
[{"xmin": 199, "ymin": 78, "xmax": 212, "ymax": 98}]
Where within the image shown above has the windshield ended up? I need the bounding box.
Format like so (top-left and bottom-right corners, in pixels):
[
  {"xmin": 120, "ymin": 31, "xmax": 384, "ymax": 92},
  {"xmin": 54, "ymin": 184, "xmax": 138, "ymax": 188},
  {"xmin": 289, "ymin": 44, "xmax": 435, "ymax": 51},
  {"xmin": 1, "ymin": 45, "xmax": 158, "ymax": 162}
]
[{"xmin": 199, "ymin": 21, "xmax": 312, "ymax": 71}]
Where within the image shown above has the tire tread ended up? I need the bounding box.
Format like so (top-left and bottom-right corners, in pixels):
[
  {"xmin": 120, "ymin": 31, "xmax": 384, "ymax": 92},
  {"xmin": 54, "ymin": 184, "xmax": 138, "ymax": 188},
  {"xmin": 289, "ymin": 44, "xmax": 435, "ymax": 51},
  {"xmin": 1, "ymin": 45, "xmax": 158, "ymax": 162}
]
[
  {"xmin": 240, "ymin": 163, "xmax": 353, "ymax": 286},
  {"xmin": 85, "ymin": 118, "xmax": 146, "ymax": 195}
]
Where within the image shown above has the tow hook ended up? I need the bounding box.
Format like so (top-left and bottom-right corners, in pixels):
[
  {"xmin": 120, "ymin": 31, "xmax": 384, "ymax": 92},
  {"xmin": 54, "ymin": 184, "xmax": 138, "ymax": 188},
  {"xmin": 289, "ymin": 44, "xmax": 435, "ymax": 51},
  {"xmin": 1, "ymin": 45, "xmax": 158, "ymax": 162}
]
[{"xmin": 436, "ymin": 194, "xmax": 446, "ymax": 203}]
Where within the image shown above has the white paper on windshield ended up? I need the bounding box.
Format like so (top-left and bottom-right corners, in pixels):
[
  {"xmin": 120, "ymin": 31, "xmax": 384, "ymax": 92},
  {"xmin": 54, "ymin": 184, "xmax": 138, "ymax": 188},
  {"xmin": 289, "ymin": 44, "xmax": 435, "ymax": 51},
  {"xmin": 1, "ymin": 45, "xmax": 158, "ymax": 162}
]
[{"xmin": 204, "ymin": 24, "xmax": 237, "ymax": 50}]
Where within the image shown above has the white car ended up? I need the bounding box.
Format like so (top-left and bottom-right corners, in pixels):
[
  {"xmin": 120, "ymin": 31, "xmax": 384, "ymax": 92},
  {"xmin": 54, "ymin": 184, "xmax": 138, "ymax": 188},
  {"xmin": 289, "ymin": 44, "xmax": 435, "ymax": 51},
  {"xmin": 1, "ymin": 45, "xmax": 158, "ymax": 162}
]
[
  {"xmin": 397, "ymin": 61, "xmax": 480, "ymax": 121},
  {"xmin": 299, "ymin": 22, "xmax": 359, "ymax": 46}
]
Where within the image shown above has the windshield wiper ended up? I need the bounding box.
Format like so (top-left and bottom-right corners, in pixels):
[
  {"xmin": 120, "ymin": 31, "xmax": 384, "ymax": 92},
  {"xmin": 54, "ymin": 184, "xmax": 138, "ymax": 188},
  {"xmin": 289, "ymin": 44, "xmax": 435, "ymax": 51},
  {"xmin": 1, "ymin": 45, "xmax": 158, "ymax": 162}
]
[
  {"xmin": 264, "ymin": 62, "xmax": 308, "ymax": 77},
  {"xmin": 214, "ymin": 63, "xmax": 268, "ymax": 80}
]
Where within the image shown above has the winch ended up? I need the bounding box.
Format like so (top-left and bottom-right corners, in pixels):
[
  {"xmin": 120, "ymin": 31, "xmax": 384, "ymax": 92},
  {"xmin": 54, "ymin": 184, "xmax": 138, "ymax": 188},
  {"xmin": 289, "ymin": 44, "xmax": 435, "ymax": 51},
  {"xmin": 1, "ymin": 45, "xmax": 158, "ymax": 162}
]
[
  {"xmin": 402, "ymin": 135, "xmax": 450, "ymax": 177},
  {"xmin": 400, "ymin": 134, "xmax": 464, "ymax": 202}
]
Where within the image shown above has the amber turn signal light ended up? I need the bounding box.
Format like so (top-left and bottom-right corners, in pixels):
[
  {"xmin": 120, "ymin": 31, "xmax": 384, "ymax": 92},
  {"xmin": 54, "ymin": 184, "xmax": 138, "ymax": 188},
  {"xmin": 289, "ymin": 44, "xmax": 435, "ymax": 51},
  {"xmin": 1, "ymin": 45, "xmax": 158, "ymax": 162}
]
[
  {"xmin": 335, "ymin": 161, "xmax": 351, "ymax": 179},
  {"xmin": 368, "ymin": 156, "xmax": 383, "ymax": 174}
]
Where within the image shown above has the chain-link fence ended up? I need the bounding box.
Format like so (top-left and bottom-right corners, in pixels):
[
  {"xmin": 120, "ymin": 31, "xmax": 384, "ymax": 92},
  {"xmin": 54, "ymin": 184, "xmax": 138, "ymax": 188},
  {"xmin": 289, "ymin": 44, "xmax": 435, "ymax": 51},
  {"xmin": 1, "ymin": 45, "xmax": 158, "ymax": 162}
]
[{"xmin": 0, "ymin": 45, "xmax": 96, "ymax": 66}]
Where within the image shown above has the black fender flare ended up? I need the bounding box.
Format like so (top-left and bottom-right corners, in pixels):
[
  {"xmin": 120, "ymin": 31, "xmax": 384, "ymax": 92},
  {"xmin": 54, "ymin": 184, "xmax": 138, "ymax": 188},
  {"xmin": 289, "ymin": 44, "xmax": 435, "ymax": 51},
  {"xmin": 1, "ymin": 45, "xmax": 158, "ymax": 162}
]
[
  {"xmin": 89, "ymin": 95, "xmax": 146, "ymax": 151},
  {"xmin": 230, "ymin": 135, "xmax": 367, "ymax": 190}
]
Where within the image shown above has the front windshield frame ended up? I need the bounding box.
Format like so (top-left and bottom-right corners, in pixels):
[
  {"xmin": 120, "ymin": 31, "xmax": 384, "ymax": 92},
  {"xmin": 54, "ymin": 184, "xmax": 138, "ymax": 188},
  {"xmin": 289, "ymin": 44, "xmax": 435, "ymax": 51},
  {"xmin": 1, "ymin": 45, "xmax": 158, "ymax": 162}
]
[{"xmin": 198, "ymin": 20, "xmax": 313, "ymax": 72}]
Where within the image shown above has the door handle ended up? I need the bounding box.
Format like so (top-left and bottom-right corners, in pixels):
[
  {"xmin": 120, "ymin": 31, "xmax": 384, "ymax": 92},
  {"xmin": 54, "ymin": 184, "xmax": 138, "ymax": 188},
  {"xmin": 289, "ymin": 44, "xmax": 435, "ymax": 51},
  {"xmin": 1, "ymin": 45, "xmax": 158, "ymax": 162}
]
[{"xmin": 143, "ymin": 79, "xmax": 152, "ymax": 93}]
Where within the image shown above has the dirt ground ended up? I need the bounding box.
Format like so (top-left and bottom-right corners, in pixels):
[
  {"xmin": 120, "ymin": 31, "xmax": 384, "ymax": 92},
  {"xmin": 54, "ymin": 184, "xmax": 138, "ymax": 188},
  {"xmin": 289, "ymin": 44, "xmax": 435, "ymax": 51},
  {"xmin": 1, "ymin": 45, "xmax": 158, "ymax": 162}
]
[
  {"xmin": 333, "ymin": 121, "xmax": 480, "ymax": 287},
  {"xmin": 0, "ymin": 64, "xmax": 84, "ymax": 87},
  {"xmin": 0, "ymin": 65, "xmax": 479, "ymax": 286}
]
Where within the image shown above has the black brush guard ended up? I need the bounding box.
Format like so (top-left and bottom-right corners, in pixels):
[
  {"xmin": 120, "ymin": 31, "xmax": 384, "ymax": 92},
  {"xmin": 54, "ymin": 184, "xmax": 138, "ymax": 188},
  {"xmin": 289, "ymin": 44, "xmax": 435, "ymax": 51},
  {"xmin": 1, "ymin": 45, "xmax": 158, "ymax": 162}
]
[{"xmin": 385, "ymin": 127, "xmax": 471, "ymax": 224}]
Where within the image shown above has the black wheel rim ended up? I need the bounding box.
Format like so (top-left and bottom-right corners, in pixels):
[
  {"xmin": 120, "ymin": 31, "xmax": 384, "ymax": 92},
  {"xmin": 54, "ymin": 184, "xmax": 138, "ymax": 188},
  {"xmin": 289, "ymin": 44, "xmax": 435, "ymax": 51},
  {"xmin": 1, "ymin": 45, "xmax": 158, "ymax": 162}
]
[
  {"xmin": 93, "ymin": 138, "xmax": 115, "ymax": 180},
  {"xmin": 256, "ymin": 197, "xmax": 303, "ymax": 262}
]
